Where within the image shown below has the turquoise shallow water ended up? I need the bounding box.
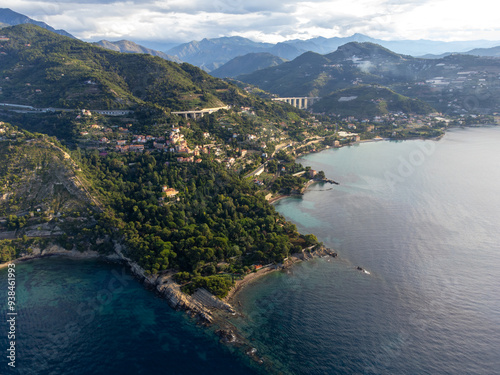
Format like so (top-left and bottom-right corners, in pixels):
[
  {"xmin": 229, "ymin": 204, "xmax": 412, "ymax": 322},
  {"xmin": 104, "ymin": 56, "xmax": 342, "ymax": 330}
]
[
  {"xmin": 0, "ymin": 258, "xmax": 258, "ymax": 374},
  {"xmin": 2, "ymin": 127, "xmax": 500, "ymax": 374}
]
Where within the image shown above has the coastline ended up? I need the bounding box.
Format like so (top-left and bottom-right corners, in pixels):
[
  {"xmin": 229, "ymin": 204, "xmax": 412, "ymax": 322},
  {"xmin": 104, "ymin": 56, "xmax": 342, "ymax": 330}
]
[
  {"xmin": 211, "ymin": 245, "xmax": 337, "ymax": 365},
  {"xmin": 267, "ymin": 193, "xmax": 296, "ymax": 204},
  {"xmin": 224, "ymin": 245, "xmax": 337, "ymax": 309},
  {"xmin": 0, "ymin": 245, "xmax": 103, "ymax": 269},
  {"xmin": 224, "ymin": 265, "xmax": 279, "ymax": 306},
  {"xmin": 0, "ymin": 132, "xmax": 451, "ymax": 364},
  {"xmin": 1, "ymin": 240, "xmax": 336, "ymax": 324},
  {"xmin": 266, "ymin": 178, "xmax": 338, "ymax": 205},
  {"xmin": 3, "ymin": 126, "xmax": 498, "ymax": 374}
]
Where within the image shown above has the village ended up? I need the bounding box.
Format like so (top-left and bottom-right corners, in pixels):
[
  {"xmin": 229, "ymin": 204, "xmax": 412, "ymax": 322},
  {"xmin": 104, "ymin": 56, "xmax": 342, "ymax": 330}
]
[{"xmin": 73, "ymin": 103, "xmax": 494, "ymax": 173}]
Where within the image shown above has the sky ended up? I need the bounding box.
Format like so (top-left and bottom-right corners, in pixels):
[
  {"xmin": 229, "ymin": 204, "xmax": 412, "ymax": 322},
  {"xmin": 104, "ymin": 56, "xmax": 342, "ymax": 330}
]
[{"xmin": 4, "ymin": 0, "xmax": 500, "ymax": 47}]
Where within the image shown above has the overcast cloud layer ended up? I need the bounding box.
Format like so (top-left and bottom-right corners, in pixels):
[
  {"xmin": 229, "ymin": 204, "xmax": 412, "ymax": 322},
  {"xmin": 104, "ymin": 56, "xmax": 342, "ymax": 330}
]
[{"xmin": 4, "ymin": 0, "xmax": 500, "ymax": 45}]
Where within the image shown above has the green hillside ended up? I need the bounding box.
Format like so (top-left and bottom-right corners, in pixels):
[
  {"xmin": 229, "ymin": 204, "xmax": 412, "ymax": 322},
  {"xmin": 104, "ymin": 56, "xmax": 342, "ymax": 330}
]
[
  {"xmin": 0, "ymin": 24, "xmax": 231, "ymax": 110},
  {"xmin": 313, "ymin": 85, "xmax": 434, "ymax": 117},
  {"xmin": 238, "ymin": 44, "xmax": 408, "ymax": 97},
  {"xmin": 238, "ymin": 51, "xmax": 345, "ymax": 97},
  {"xmin": 0, "ymin": 25, "xmax": 325, "ymax": 290},
  {"xmin": 210, "ymin": 52, "xmax": 287, "ymax": 78},
  {"xmin": 92, "ymin": 39, "xmax": 181, "ymax": 63},
  {"xmin": 0, "ymin": 124, "xmax": 90, "ymax": 216}
]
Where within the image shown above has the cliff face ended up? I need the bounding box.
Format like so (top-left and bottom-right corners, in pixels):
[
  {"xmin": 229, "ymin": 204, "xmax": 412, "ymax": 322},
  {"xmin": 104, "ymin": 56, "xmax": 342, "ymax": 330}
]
[
  {"xmin": 156, "ymin": 278, "xmax": 215, "ymax": 323},
  {"xmin": 113, "ymin": 243, "xmax": 230, "ymax": 324},
  {"xmin": 2, "ymin": 240, "xmax": 227, "ymax": 324}
]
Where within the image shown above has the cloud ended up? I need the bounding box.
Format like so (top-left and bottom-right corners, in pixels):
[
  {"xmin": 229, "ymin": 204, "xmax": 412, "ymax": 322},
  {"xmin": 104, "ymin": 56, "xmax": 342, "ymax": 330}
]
[{"xmin": 2, "ymin": 0, "xmax": 499, "ymax": 45}]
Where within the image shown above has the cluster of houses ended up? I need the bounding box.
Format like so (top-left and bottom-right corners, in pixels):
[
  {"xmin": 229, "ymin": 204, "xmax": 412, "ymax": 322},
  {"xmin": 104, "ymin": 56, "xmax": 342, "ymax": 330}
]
[
  {"xmin": 337, "ymin": 112, "xmax": 451, "ymax": 131},
  {"xmin": 82, "ymin": 123, "xmax": 208, "ymax": 163},
  {"xmin": 79, "ymin": 115, "xmax": 267, "ymax": 167}
]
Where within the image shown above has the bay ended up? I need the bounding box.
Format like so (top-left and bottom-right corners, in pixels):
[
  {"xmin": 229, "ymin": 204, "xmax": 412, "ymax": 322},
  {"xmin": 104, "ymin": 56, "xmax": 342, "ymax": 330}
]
[{"xmin": 231, "ymin": 127, "xmax": 500, "ymax": 374}]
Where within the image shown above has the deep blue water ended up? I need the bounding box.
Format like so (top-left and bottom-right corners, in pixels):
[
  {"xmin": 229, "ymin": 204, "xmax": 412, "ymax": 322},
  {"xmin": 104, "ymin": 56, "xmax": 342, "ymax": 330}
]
[{"xmin": 2, "ymin": 127, "xmax": 500, "ymax": 374}]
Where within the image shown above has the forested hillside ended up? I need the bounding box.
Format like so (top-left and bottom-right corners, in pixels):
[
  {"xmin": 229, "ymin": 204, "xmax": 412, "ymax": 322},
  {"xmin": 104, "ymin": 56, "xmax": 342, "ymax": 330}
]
[
  {"xmin": 313, "ymin": 85, "xmax": 434, "ymax": 117},
  {"xmin": 0, "ymin": 25, "xmax": 324, "ymax": 299},
  {"xmin": 0, "ymin": 25, "xmax": 232, "ymax": 110}
]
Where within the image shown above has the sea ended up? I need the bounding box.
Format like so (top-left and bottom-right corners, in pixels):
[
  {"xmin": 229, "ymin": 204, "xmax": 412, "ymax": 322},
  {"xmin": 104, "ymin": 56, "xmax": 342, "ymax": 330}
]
[{"xmin": 2, "ymin": 126, "xmax": 500, "ymax": 374}]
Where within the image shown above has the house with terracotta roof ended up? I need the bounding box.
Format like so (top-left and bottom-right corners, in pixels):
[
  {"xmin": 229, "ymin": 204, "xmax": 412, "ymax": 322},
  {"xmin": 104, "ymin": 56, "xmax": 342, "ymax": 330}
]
[
  {"xmin": 129, "ymin": 144, "xmax": 144, "ymax": 152},
  {"xmin": 162, "ymin": 186, "xmax": 179, "ymax": 197},
  {"xmin": 177, "ymin": 156, "xmax": 194, "ymax": 163}
]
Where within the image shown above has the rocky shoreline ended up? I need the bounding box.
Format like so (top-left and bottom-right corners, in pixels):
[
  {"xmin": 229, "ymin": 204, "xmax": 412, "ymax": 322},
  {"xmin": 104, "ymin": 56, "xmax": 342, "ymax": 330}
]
[
  {"xmin": 267, "ymin": 177, "xmax": 339, "ymax": 204},
  {"xmin": 2, "ymin": 241, "xmax": 336, "ymax": 321},
  {"xmin": 1, "ymin": 239, "xmax": 337, "ymax": 365}
]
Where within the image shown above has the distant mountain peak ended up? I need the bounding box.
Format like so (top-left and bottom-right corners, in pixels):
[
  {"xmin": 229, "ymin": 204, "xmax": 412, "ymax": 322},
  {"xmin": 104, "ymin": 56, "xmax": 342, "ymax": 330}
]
[
  {"xmin": 351, "ymin": 33, "xmax": 369, "ymax": 38},
  {"xmin": 0, "ymin": 8, "xmax": 74, "ymax": 38},
  {"xmin": 211, "ymin": 52, "xmax": 287, "ymax": 78},
  {"xmin": 330, "ymin": 42, "xmax": 406, "ymax": 60},
  {"xmin": 93, "ymin": 39, "xmax": 181, "ymax": 63}
]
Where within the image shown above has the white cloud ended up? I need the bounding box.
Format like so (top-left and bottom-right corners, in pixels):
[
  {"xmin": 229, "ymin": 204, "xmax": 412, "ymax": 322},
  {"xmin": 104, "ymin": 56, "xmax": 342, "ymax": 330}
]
[
  {"xmin": 3, "ymin": 0, "xmax": 499, "ymax": 45},
  {"xmin": 390, "ymin": 0, "xmax": 500, "ymax": 41}
]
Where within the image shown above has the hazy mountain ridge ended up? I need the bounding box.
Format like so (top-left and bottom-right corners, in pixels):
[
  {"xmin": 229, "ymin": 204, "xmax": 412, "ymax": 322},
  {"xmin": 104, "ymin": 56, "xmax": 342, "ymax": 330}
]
[
  {"xmin": 210, "ymin": 53, "xmax": 288, "ymax": 78},
  {"xmin": 93, "ymin": 39, "xmax": 182, "ymax": 63},
  {"xmin": 0, "ymin": 8, "xmax": 74, "ymax": 38},
  {"xmin": 166, "ymin": 36, "xmax": 302, "ymax": 71},
  {"xmin": 467, "ymin": 45, "xmax": 500, "ymax": 57},
  {"xmin": 3, "ymin": 7, "xmax": 499, "ymax": 75},
  {"xmin": 422, "ymin": 44, "xmax": 500, "ymax": 59},
  {"xmin": 166, "ymin": 33, "xmax": 500, "ymax": 72}
]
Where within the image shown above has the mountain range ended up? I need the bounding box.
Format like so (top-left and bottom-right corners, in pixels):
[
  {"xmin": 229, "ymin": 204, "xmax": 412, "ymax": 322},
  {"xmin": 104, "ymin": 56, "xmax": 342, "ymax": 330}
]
[
  {"xmin": 3, "ymin": 7, "xmax": 500, "ymax": 79},
  {"xmin": 2, "ymin": 8, "xmax": 500, "ymax": 117},
  {"xmin": 237, "ymin": 42, "xmax": 500, "ymax": 115},
  {"xmin": 239, "ymin": 43, "xmax": 412, "ymax": 97},
  {"xmin": 165, "ymin": 34, "xmax": 500, "ymax": 73},
  {"xmin": 165, "ymin": 36, "xmax": 301, "ymax": 72},
  {"xmin": 283, "ymin": 33, "xmax": 500, "ymax": 57},
  {"xmin": 422, "ymin": 45, "xmax": 500, "ymax": 59},
  {"xmin": 210, "ymin": 53, "xmax": 287, "ymax": 78}
]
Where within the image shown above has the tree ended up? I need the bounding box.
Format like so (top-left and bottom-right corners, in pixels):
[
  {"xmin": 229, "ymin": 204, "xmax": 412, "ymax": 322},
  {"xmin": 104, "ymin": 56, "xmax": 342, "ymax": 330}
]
[{"xmin": 304, "ymin": 234, "xmax": 319, "ymax": 247}]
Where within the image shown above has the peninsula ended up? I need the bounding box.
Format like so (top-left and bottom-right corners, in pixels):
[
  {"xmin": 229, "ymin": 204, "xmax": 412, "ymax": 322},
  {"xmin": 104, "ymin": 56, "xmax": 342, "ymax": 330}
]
[{"xmin": 1, "ymin": 24, "xmax": 497, "ymax": 362}]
